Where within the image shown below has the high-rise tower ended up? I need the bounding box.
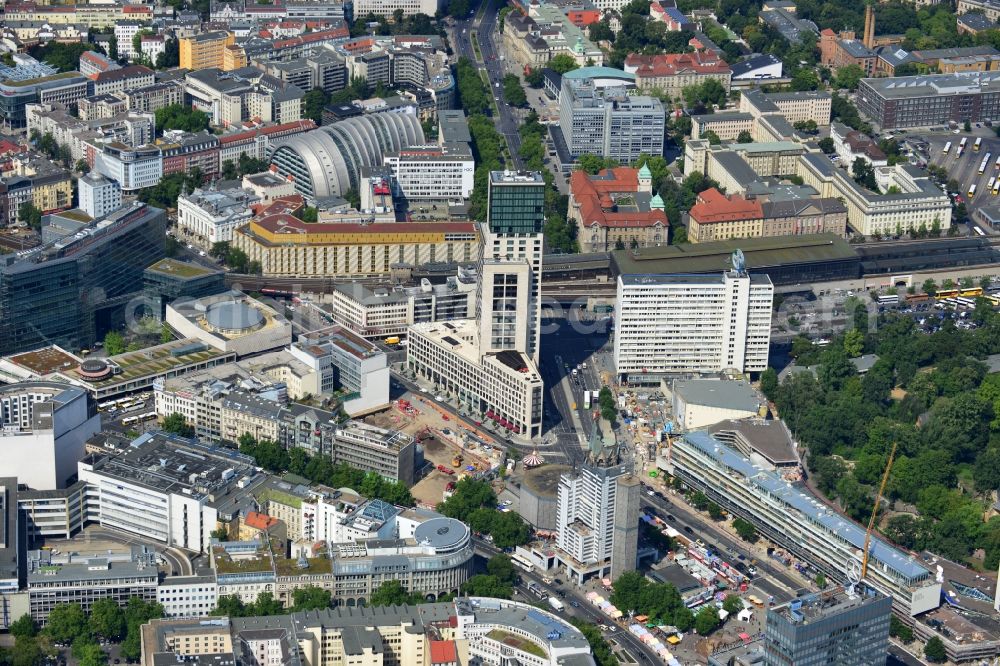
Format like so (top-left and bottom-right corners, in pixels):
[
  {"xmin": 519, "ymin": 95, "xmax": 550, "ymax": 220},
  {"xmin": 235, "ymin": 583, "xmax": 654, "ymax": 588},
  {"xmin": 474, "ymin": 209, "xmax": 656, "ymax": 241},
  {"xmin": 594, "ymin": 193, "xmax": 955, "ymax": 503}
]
[{"xmin": 481, "ymin": 171, "xmax": 546, "ymax": 363}]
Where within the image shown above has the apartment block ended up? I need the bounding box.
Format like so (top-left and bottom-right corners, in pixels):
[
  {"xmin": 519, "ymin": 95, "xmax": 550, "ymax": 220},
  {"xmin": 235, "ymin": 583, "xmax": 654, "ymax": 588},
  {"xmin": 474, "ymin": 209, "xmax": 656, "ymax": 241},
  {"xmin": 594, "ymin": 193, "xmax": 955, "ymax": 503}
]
[
  {"xmin": 382, "ymin": 143, "xmax": 475, "ymax": 200},
  {"xmin": 614, "ymin": 268, "xmax": 774, "ymax": 381},
  {"xmin": 180, "ymin": 31, "xmax": 235, "ymax": 70}
]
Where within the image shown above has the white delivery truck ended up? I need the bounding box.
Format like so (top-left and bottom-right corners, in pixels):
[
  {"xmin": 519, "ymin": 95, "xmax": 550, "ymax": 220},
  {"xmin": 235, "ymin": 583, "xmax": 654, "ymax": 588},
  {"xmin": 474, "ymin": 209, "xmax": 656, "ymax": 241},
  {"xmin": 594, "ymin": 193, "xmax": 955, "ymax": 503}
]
[{"xmin": 548, "ymin": 597, "xmax": 565, "ymax": 612}]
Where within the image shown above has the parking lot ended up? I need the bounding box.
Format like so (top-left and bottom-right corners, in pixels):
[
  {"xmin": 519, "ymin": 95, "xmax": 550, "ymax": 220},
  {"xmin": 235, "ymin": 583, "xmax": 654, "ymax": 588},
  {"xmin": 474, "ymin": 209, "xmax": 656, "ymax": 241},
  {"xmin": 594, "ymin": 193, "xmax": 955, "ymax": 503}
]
[{"xmin": 919, "ymin": 127, "xmax": 1000, "ymax": 231}]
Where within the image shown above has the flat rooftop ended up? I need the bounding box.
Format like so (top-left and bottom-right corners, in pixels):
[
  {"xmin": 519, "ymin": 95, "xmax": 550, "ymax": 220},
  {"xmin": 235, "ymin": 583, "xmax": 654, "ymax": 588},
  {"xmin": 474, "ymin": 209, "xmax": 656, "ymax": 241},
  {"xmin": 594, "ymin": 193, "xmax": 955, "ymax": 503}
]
[
  {"xmin": 673, "ymin": 379, "xmax": 763, "ymax": 412},
  {"xmin": 612, "ymin": 233, "xmax": 857, "ymax": 276},
  {"xmin": 145, "ymin": 258, "xmax": 220, "ymax": 280},
  {"xmin": 709, "ymin": 418, "xmax": 797, "ymax": 467},
  {"xmin": 7, "ymin": 346, "xmax": 81, "ymax": 375},
  {"xmin": 85, "ymin": 431, "xmax": 259, "ymax": 500},
  {"xmin": 770, "ymin": 585, "xmax": 887, "ymax": 624},
  {"xmin": 684, "ymin": 431, "xmax": 932, "ymax": 583}
]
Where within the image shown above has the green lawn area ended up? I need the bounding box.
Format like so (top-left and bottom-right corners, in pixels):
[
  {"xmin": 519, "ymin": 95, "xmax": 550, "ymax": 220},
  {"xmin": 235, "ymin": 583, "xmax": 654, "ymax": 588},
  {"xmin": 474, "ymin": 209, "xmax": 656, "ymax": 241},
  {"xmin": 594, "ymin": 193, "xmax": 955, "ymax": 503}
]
[{"xmin": 471, "ymin": 31, "xmax": 483, "ymax": 62}]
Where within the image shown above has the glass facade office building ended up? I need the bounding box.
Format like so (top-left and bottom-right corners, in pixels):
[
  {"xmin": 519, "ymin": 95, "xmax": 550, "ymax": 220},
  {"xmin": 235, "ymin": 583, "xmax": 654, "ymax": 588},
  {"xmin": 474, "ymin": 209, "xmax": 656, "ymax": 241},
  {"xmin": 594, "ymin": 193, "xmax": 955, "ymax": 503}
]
[
  {"xmin": 0, "ymin": 204, "xmax": 166, "ymax": 355},
  {"xmin": 486, "ymin": 171, "xmax": 546, "ymax": 234},
  {"xmin": 764, "ymin": 586, "xmax": 892, "ymax": 666}
]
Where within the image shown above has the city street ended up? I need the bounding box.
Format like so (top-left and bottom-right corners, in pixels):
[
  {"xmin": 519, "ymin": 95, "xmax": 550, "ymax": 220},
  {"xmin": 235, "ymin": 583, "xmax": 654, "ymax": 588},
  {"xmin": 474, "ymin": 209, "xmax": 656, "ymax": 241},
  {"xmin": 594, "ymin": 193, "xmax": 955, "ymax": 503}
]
[
  {"xmin": 449, "ymin": 0, "xmax": 524, "ymax": 169},
  {"xmin": 640, "ymin": 490, "xmax": 802, "ymax": 605},
  {"xmin": 473, "ymin": 538, "xmax": 661, "ymax": 663}
]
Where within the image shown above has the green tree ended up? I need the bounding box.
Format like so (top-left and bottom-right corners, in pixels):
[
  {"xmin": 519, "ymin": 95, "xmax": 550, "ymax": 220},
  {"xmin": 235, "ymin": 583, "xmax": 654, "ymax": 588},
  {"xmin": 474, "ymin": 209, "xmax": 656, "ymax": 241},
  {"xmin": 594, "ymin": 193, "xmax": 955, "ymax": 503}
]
[
  {"xmin": 303, "ymin": 87, "xmax": 329, "ymax": 125},
  {"xmin": 221, "ymin": 160, "xmax": 238, "ymax": 180},
  {"xmin": 524, "ymin": 69, "xmax": 544, "ymax": 87},
  {"xmin": 818, "ymin": 137, "xmax": 836, "ymax": 154},
  {"xmin": 548, "ymin": 53, "xmax": 580, "ymax": 74},
  {"xmin": 890, "ymin": 615, "xmax": 914, "ymax": 642},
  {"xmin": 924, "ymin": 636, "xmax": 947, "ymax": 663},
  {"xmin": 815, "ymin": 572, "xmax": 827, "ymax": 589},
  {"xmin": 733, "ymin": 517, "xmax": 758, "ymax": 543},
  {"xmin": 964, "ymin": 119, "xmax": 973, "ymax": 133},
  {"xmin": 694, "ymin": 605, "xmax": 721, "ymax": 635},
  {"xmin": 89, "ymin": 598, "xmax": 126, "ymax": 641},
  {"xmin": 161, "ymin": 412, "xmax": 194, "ymax": 437},
  {"xmin": 156, "ymin": 37, "xmax": 180, "ymax": 69},
  {"xmin": 369, "ymin": 580, "xmax": 423, "ymax": 607},
  {"xmin": 17, "ymin": 202, "xmax": 42, "ymax": 230},
  {"xmin": 9, "ymin": 615, "xmax": 37, "ymax": 640},
  {"xmin": 291, "ymin": 586, "xmax": 331, "ymax": 611},
  {"xmin": 844, "ymin": 328, "xmax": 865, "ymax": 358},
  {"xmin": 247, "ymin": 592, "xmax": 284, "ymax": 617},
  {"xmin": 103, "ymin": 331, "xmax": 126, "ymax": 356},
  {"xmin": 690, "ymin": 491, "xmax": 710, "ymax": 511},
  {"xmin": 703, "ymin": 129, "xmax": 722, "ymax": 145},
  {"xmin": 11, "ymin": 637, "xmax": 42, "ymax": 666},
  {"xmin": 760, "ymin": 367, "xmax": 778, "ymax": 400},
  {"xmin": 76, "ymin": 643, "xmax": 106, "ymax": 666},
  {"xmin": 502, "ymin": 74, "xmax": 527, "ymax": 106},
  {"xmin": 852, "ymin": 158, "xmax": 877, "ymax": 190},
  {"xmin": 154, "ymin": 104, "xmax": 210, "ymax": 133},
  {"xmin": 589, "ymin": 20, "xmax": 614, "ymax": 43},
  {"xmin": 44, "ymin": 603, "xmax": 89, "ymax": 644},
  {"xmin": 160, "ymin": 323, "xmax": 173, "ymax": 344},
  {"xmin": 75, "ymin": 159, "xmax": 90, "ymax": 174},
  {"xmin": 120, "ymin": 597, "xmax": 165, "ymax": 661},
  {"xmin": 210, "ymin": 595, "xmax": 247, "ymax": 617},
  {"xmin": 461, "ymin": 574, "xmax": 513, "ymax": 599},
  {"xmin": 923, "ymin": 278, "xmax": 937, "ymax": 296},
  {"xmin": 722, "ymin": 594, "xmax": 744, "ymax": 614},
  {"xmin": 486, "ymin": 554, "xmax": 518, "ymax": 585},
  {"xmin": 834, "ymin": 64, "xmax": 865, "ymax": 90},
  {"xmin": 707, "ymin": 502, "xmax": 724, "ymax": 520},
  {"xmin": 569, "ymin": 619, "xmax": 616, "ymax": 666},
  {"xmin": 736, "ymin": 130, "xmax": 754, "ymax": 143}
]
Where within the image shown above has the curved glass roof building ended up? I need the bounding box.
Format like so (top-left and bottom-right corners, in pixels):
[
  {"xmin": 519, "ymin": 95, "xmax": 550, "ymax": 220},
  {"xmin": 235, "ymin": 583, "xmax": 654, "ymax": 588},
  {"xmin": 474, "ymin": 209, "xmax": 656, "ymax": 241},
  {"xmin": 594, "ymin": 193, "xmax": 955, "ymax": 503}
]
[{"xmin": 270, "ymin": 113, "xmax": 424, "ymax": 200}]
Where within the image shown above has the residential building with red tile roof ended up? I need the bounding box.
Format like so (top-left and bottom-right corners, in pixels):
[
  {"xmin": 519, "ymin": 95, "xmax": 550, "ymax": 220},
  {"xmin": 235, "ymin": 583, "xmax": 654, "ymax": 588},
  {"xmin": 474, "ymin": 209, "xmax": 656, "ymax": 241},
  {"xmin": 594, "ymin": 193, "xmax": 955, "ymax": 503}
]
[{"xmin": 568, "ymin": 166, "xmax": 669, "ymax": 253}]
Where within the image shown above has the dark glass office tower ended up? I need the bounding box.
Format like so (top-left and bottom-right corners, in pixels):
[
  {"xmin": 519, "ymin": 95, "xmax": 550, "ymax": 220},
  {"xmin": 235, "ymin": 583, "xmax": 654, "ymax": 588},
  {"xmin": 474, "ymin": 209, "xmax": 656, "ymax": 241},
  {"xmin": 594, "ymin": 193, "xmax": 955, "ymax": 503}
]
[
  {"xmin": 487, "ymin": 170, "xmax": 546, "ymax": 234},
  {"xmin": 0, "ymin": 203, "xmax": 166, "ymax": 355}
]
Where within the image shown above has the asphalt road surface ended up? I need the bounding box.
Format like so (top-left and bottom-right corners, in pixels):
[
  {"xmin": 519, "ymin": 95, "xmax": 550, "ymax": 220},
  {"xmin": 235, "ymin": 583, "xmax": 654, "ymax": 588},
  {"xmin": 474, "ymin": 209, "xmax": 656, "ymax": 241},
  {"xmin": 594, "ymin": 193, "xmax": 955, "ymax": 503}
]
[
  {"xmin": 640, "ymin": 491, "xmax": 803, "ymax": 605},
  {"xmin": 450, "ymin": 0, "xmax": 524, "ymax": 169}
]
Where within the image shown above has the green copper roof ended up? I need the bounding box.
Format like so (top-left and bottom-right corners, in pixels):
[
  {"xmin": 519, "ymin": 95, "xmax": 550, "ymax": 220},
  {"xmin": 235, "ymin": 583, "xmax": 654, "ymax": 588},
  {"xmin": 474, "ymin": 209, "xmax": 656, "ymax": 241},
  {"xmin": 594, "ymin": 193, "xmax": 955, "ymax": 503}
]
[{"xmin": 638, "ymin": 164, "xmax": 652, "ymax": 179}]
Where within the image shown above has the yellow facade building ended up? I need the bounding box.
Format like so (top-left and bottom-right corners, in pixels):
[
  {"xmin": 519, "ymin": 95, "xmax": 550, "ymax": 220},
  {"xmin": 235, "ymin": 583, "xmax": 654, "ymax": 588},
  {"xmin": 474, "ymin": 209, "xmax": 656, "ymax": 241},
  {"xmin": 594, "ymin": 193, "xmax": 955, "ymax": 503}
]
[{"xmin": 180, "ymin": 32, "xmax": 235, "ymax": 71}]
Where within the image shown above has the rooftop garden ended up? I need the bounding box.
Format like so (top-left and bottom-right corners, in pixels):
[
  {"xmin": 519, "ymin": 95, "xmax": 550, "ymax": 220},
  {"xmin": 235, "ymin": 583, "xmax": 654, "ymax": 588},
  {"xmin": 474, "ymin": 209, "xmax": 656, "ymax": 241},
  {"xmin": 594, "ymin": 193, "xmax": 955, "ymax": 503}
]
[{"xmin": 485, "ymin": 630, "xmax": 546, "ymax": 658}]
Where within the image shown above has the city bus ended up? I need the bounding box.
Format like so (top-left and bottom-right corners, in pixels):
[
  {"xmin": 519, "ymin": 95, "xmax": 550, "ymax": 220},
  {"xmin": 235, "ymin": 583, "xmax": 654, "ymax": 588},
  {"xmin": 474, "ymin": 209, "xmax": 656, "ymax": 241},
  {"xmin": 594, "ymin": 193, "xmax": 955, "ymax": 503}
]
[
  {"xmin": 959, "ymin": 137, "xmax": 969, "ymax": 156},
  {"xmin": 511, "ymin": 553, "xmax": 534, "ymax": 573},
  {"xmin": 975, "ymin": 137, "xmax": 983, "ymax": 152},
  {"xmin": 987, "ymin": 177, "xmax": 995, "ymax": 194},
  {"xmin": 943, "ymin": 141, "xmax": 952, "ymax": 155},
  {"xmin": 969, "ymin": 183, "xmax": 978, "ymax": 198},
  {"xmin": 980, "ymin": 154, "xmax": 991, "ymax": 174},
  {"xmin": 994, "ymin": 153, "xmax": 999, "ymax": 170},
  {"xmin": 993, "ymin": 178, "xmax": 999, "ymax": 195},
  {"xmin": 122, "ymin": 412, "xmax": 156, "ymax": 426}
]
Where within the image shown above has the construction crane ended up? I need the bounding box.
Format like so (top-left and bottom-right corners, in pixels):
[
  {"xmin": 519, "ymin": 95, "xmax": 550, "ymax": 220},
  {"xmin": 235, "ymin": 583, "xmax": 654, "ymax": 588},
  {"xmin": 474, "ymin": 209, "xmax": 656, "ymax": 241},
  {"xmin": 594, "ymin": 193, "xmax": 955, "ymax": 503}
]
[{"xmin": 861, "ymin": 442, "xmax": 898, "ymax": 581}]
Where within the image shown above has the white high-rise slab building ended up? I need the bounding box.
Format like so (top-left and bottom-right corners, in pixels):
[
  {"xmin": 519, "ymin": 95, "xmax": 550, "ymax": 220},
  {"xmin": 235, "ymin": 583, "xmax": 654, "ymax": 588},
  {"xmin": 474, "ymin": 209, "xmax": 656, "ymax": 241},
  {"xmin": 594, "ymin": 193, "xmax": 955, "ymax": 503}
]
[{"xmin": 614, "ymin": 255, "xmax": 774, "ymax": 382}]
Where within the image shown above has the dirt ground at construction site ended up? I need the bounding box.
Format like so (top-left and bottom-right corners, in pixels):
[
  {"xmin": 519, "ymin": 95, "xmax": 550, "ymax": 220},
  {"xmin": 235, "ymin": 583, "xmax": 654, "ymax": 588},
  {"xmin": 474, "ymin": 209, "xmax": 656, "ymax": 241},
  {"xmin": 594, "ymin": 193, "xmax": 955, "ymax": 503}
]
[{"xmin": 360, "ymin": 391, "xmax": 506, "ymax": 508}]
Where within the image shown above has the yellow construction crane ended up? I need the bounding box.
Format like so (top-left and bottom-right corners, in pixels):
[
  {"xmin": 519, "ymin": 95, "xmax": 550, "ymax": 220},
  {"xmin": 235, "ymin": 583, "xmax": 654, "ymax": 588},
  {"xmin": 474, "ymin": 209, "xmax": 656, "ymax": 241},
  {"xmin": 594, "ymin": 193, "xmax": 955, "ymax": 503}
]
[{"xmin": 861, "ymin": 442, "xmax": 898, "ymax": 581}]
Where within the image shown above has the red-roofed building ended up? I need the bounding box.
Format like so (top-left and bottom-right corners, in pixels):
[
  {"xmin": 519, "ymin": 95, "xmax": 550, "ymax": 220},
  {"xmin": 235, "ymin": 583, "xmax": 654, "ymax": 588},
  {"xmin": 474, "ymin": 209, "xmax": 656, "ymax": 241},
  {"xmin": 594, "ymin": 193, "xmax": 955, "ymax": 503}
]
[
  {"xmin": 238, "ymin": 511, "xmax": 287, "ymax": 541},
  {"xmin": 688, "ymin": 188, "xmax": 763, "ymax": 242},
  {"xmin": 429, "ymin": 640, "xmax": 459, "ymax": 666},
  {"xmin": 79, "ymin": 50, "xmax": 120, "ymax": 78},
  {"xmin": 623, "ymin": 47, "xmax": 732, "ymax": 97},
  {"xmin": 217, "ymin": 120, "xmax": 316, "ymax": 172},
  {"xmin": 568, "ymin": 166, "xmax": 668, "ymax": 253},
  {"xmin": 567, "ymin": 9, "xmax": 601, "ymax": 26}
]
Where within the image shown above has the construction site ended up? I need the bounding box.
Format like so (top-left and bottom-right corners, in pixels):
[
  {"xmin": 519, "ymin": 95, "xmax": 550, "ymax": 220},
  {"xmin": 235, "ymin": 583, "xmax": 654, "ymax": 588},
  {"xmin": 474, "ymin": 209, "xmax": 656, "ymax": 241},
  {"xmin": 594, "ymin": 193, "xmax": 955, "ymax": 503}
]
[{"xmin": 361, "ymin": 394, "xmax": 507, "ymax": 508}]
